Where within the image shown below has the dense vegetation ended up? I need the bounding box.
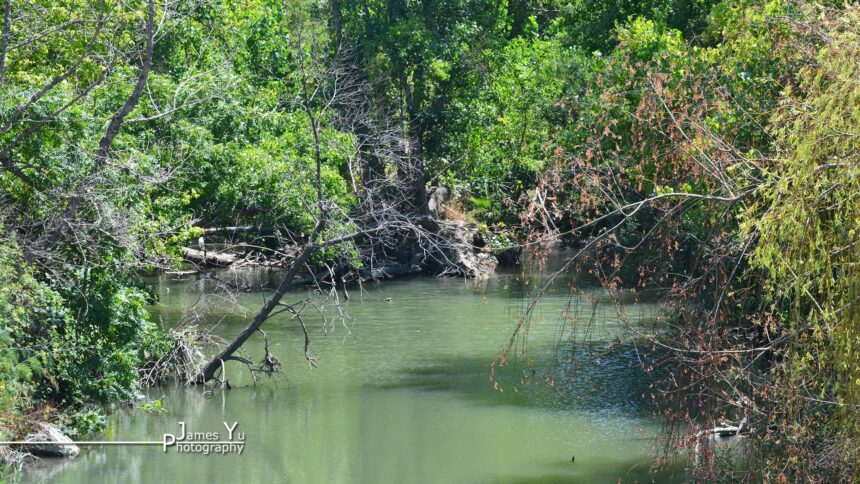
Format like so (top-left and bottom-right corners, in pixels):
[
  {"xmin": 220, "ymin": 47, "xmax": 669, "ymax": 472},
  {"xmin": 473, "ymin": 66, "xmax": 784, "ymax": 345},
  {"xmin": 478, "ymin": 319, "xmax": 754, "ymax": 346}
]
[{"xmin": 1, "ymin": 0, "xmax": 857, "ymax": 480}]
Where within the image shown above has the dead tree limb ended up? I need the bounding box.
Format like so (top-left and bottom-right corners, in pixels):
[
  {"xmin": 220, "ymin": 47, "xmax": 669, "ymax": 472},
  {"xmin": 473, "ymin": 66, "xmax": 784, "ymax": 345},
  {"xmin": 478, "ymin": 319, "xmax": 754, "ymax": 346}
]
[
  {"xmin": 191, "ymin": 4, "xmax": 458, "ymax": 385},
  {"xmin": 202, "ymin": 226, "xmax": 277, "ymax": 235},
  {"xmin": 285, "ymin": 306, "xmax": 317, "ymax": 368},
  {"xmin": 193, "ymin": 219, "xmax": 325, "ymax": 383}
]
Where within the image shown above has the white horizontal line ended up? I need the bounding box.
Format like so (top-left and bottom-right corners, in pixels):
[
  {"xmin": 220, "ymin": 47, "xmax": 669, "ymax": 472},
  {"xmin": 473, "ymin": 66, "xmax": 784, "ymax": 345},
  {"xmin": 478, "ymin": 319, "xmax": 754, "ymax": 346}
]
[{"xmin": 0, "ymin": 441, "xmax": 161, "ymax": 445}]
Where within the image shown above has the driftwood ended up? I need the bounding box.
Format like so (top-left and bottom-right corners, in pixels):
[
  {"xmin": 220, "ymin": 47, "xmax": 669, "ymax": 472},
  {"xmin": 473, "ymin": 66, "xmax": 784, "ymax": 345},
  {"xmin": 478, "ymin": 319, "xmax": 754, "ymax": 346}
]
[
  {"xmin": 165, "ymin": 269, "xmax": 198, "ymax": 276},
  {"xmin": 694, "ymin": 420, "xmax": 750, "ymax": 462},
  {"xmin": 181, "ymin": 247, "xmax": 238, "ymax": 266},
  {"xmin": 202, "ymin": 226, "xmax": 278, "ymax": 235},
  {"xmin": 694, "ymin": 397, "xmax": 752, "ymax": 462}
]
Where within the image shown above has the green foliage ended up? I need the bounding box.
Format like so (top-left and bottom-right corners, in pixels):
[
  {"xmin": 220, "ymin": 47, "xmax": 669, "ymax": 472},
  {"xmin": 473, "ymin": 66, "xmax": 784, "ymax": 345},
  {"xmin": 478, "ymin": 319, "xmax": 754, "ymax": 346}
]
[
  {"xmin": 0, "ymin": 236, "xmax": 169, "ymax": 415},
  {"xmin": 439, "ymin": 35, "xmax": 573, "ymax": 223},
  {"xmin": 558, "ymin": 0, "xmax": 717, "ymax": 53},
  {"xmin": 513, "ymin": 0, "xmax": 859, "ymax": 477},
  {"xmin": 132, "ymin": 1, "xmax": 357, "ymax": 245},
  {"xmin": 0, "ymin": 327, "xmax": 39, "ymax": 418},
  {"xmin": 744, "ymin": 8, "xmax": 860, "ymax": 475},
  {"xmin": 2, "ymin": 0, "xmax": 859, "ymax": 479},
  {"xmin": 0, "ymin": 238, "xmax": 61, "ymax": 419},
  {"xmin": 61, "ymin": 409, "xmax": 108, "ymax": 438},
  {"xmin": 141, "ymin": 397, "xmax": 168, "ymax": 415}
]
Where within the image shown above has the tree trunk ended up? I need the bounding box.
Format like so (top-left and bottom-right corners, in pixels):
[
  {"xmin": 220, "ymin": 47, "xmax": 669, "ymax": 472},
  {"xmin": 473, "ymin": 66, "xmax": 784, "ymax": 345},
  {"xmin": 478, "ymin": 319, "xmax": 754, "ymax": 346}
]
[
  {"xmin": 399, "ymin": 70, "xmax": 428, "ymax": 215},
  {"xmin": 0, "ymin": 0, "xmax": 11, "ymax": 84},
  {"xmin": 410, "ymin": 125, "xmax": 429, "ymax": 215},
  {"xmin": 330, "ymin": 0, "xmax": 343, "ymax": 47}
]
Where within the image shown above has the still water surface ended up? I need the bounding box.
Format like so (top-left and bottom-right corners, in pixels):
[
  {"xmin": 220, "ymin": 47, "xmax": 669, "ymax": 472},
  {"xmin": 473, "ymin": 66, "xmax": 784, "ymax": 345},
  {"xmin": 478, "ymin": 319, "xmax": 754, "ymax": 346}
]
[{"xmin": 26, "ymin": 258, "xmax": 683, "ymax": 483}]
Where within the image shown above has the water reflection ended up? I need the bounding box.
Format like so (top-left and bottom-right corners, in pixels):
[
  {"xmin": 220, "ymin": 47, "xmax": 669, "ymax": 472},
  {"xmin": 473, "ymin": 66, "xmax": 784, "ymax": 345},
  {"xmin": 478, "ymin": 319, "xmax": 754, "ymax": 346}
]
[{"xmin": 26, "ymin": 259, "xmax": 683, "ymax": 483}]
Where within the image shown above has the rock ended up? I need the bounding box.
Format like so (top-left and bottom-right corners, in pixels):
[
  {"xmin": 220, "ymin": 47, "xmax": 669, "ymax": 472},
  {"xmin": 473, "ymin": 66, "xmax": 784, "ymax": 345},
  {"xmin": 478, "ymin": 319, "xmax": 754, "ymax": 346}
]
[
  {"xmin": 435, "ymin": 221, "xmax": 497, "ymax": 278},
  {"xmin": 21, "ymin": 423, "xmax": 79, "ymax": 458},
  {"xmin": 427, "ymin": 186, "xmax": 451, "ymax": 217}
]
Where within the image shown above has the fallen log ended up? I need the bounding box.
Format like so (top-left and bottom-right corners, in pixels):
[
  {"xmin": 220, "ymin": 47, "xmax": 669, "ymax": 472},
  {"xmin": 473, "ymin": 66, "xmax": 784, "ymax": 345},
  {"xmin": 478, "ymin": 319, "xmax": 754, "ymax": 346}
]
[
  {"xmin": 694, "ymin": 397, "xmax": 752, "ymax": 463},
  {"xmin": 182, "ymin": 247, "xmax": 238, "ymax": 266},
  {"xmin": 203, "ymin": 226, "xmax": 270, "ymax": 235},
  {"xmin": 165, "ymin": 269, "xmax": 198, "ymax": 276}
]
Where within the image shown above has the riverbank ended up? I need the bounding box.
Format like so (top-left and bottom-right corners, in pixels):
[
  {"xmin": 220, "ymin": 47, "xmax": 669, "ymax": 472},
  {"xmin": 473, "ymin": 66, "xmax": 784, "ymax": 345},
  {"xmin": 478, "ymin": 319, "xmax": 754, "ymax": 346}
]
[{"xmin": 179, "ymin": 217, "xmax": 517, "ymax": 281}]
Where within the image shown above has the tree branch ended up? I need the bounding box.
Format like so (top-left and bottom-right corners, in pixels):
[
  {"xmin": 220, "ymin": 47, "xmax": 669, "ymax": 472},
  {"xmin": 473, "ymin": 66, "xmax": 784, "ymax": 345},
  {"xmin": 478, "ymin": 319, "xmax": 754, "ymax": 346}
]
[{"xmin": 23, "ymin": 0, "xmax": 155, "ymax": 263}]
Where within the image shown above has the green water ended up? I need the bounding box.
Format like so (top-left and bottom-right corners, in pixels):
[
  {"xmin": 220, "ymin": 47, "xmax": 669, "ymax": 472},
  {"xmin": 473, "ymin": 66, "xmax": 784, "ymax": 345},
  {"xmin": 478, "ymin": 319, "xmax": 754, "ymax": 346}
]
[{"xmin": 24, "ymin": 259, "xmax": 683, "ymax": 483}]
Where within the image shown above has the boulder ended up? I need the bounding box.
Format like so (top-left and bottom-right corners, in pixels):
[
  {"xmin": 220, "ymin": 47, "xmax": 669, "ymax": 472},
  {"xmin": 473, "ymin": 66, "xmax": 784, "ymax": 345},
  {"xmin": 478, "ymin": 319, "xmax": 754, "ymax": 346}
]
[
  {"xmin": 21, "ymin": 423, "xmax": 79, "ymax": 458},
  {"xmin": 436, "ymin": 221, "xmax": 497, "ymax": 278},
  {"xmin": 427, "ymin": 186, "xmax": 451, "ymax": 217}
]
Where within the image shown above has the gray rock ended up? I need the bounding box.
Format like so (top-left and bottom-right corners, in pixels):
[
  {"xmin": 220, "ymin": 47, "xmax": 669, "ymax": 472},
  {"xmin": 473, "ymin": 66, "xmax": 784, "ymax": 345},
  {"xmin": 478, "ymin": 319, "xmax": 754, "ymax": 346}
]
[
  {"xmin": 21, "ymin": 423, "xmax": 79, "ymax": 458},
  {"xmin": 427, "ymin": 186, "xmax": 451, "ymax": 217},
  {"xmin": 436, "ymin": 221, "xmax": 497, "ymax": 278}
]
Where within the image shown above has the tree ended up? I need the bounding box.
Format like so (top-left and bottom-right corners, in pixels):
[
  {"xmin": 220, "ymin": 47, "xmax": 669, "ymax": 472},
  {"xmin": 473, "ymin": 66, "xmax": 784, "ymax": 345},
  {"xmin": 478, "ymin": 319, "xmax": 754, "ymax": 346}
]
[{"xmin": 193, "ymin": 0, "xmax": 451, "ymax": 384}]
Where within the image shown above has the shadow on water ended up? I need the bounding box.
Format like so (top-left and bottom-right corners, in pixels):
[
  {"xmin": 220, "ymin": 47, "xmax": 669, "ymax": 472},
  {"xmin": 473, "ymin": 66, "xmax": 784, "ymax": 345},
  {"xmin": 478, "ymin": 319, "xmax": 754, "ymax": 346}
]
[{"xmin": 375, "ymin": 342, "xmax": 657, "ymax": 419}]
